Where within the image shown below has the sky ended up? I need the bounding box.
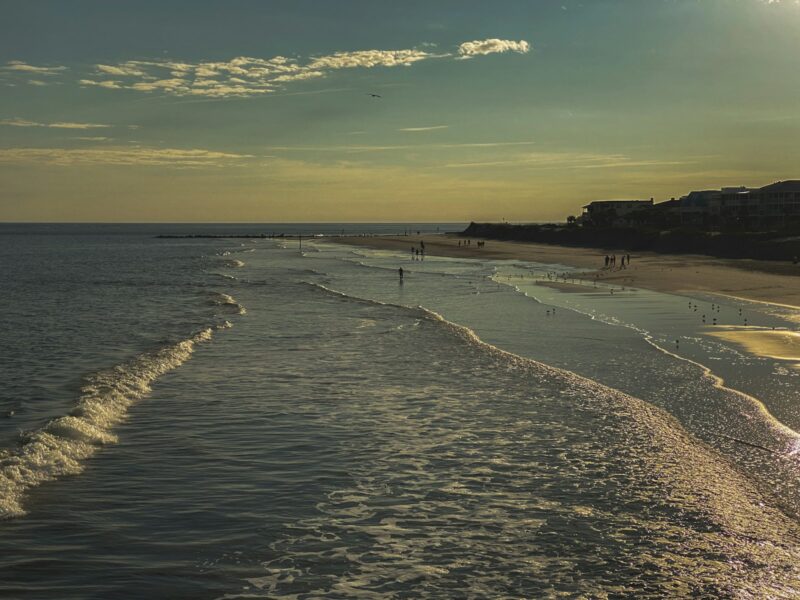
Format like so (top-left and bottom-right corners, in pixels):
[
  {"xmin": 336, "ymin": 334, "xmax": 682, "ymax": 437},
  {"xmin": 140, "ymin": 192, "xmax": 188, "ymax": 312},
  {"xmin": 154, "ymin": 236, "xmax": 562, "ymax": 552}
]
[{"xmin": 1, "ymin": 0, "xmax": 799, "ymax": 223}]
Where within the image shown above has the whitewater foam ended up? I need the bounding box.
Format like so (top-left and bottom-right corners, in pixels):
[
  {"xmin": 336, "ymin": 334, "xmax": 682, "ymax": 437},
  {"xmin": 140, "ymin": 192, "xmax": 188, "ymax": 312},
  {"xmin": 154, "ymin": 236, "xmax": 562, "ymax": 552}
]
[
  {"xmin": 0, "ymin": 324, "xmax": 229, "ymax": 519},
  {"xmin": 209, "ymin": 292, "xmax": 247, "ymax": 315}
]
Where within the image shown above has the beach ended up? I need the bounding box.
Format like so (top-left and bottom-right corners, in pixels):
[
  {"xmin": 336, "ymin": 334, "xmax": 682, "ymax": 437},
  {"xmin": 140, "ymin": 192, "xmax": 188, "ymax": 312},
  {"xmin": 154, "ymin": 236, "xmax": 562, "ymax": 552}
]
[{"xmin": 340, "ymin": 234, "xmax": 800, "ymax": 309}]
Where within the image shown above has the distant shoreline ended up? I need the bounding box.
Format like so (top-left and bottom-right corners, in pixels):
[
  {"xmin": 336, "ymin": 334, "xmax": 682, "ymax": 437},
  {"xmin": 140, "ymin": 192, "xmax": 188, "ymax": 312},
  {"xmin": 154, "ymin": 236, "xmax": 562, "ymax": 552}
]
[
  {"xmin": 462, "ymin": 222, "xmax": 800, "ymax": 263},
  {"xmin": 335, "ymin": 234, "xmax": 800, "ymax": 309}
]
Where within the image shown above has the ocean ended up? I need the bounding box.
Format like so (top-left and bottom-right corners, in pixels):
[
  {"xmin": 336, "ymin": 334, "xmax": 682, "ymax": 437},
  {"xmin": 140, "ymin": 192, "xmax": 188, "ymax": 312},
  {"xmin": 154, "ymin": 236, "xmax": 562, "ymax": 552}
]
[{"xmin": 2, "ymin": 223, "xmax": 800, "ymax": 599}]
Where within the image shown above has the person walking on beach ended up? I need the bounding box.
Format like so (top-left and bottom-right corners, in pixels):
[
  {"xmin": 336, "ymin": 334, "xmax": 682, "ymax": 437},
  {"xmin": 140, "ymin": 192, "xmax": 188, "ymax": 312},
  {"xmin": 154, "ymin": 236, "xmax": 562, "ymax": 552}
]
[
  {"xmin": 399, "ymin": 267, "xmax": 404, "ymax": 282},
  {"xmin": 604, "ymin": 255, "xmax": 609, "ymax": 268}
]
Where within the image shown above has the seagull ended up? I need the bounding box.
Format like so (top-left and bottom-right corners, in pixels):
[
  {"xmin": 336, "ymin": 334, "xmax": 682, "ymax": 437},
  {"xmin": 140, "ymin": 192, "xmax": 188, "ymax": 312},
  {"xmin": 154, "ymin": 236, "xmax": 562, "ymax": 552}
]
[{"xmin": 367, "ymin": 93, "xmax": 382, "ymax": 98}]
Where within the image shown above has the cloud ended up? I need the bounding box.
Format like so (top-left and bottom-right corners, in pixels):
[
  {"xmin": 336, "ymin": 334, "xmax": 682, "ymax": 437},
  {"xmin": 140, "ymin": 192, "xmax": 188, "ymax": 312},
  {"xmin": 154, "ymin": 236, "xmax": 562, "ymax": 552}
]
[
  {"xmin": 49, "ymin": 122, "xmax": 111, "ymax": 130},
  {"xmin": 0, "ymin": 146, "xmax": 255, "ymax": 168},
  {"xmin": 0, "ymin": 118, "xmax": 111, "ymax": 129},
  {"xmin": 399, "ymin": 125, "xmax": 449, "ymax": 132},
  {"xmin": 96, "ymin": 64, "xmax": 146, "ymax": 77},
  {"xmin": 70, "ymin": 38, "xmax": 530, "ymax": 98},
  {"xmin": 307, "ymin": 49, "xmax": 434, "ymax": 70},
  {"xmin": 442, "ymin": 152, "xmax": 690, "ymax": 169},
  {"xmin": 266, "ymin": 141, "xmax": 536, "ymax": 152},
  {"xmin": 3, "ymin": 61, "xmax": 67, "ymax": 75},
  {"xmin": 457, "ymin": 39, "xmax": 531, "ymax": 58}
]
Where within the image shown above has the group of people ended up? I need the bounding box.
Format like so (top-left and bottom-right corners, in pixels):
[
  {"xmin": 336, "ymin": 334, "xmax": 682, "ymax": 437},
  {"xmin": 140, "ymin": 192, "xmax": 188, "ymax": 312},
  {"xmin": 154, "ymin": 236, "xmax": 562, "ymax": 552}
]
[
  {"xmin": 604, "ymin": 254, "xmax": 631, "ymax": 269},
  {"xmin": 410, "ymin": 240, "xmax": 426, "ymax": 260},
  {"xmin": 457, "ymin": 239, "xmax": 485, "ymax": 248}
]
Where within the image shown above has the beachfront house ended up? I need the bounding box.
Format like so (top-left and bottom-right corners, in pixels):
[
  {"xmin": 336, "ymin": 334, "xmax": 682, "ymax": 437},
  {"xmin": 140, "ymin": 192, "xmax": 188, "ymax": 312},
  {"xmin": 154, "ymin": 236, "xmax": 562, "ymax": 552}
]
[
  {"xmin": 572, "ymin": 180, "xmax": 800, "ymax": 232},
  {"xmin": 755, "ymin": 180, "xmax": 800, "ymax": 230},
  {"xmin": 678, "ymin": 190, "xmax": 720, "ymax": 228},
  {"xmin": 716, "ymin": 181, "xmax": 800, "ymax": 231},
  {"xmin": 579, "ymin": 199, "xmax": 654, "ymax": 227}
]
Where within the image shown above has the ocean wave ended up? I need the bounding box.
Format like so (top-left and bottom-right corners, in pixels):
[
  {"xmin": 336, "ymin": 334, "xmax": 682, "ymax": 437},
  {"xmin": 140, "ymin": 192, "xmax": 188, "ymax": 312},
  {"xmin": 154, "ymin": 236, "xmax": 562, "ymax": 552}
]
[
  {"xmin": 296, "ymin": 282, "xmax": 800, "ymax": 509},
  {"xmin": 492, "ymin": 274, "xmax": 800, "ymax": 453},
  {"xmin": 209, "ymin": 272, "xmax": 238, "ymax": 281},
  {"xmin": 222, "ymin": 259, "xmax": 245, "ymax": 269},
  {"xmin": 230, "ymin": 294, "xmax": 800, "ymax": 597},
  {"xmin": 208, "ymin": 292, "xmax": 247, "ymax": 315},
  {"xmin": 0, "ymin": 323, "xmax": 230, "ymax": 519},
  {"xmin": 301, "ymin": 281, "xmax": 418, "ymax": 315}
]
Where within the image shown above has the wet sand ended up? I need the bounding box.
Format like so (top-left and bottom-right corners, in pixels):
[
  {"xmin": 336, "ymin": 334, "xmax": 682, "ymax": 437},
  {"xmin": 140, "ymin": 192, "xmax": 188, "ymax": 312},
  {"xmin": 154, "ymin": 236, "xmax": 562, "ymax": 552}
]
[
  {"xmin": 338, "ymin": 234, "xmax": 800, "ymax": 309},
  {"xmin": 708, "ymin": 328, "xmax": 800, "ymax": 363}
]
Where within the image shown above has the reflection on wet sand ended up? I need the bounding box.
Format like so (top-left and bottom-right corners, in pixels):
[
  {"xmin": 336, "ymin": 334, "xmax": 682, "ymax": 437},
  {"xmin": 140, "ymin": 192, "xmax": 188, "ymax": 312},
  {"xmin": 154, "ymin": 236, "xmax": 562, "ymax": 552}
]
[{"xmin": 708, "ymin": 327, "xmax": 800, "ymax": 366}]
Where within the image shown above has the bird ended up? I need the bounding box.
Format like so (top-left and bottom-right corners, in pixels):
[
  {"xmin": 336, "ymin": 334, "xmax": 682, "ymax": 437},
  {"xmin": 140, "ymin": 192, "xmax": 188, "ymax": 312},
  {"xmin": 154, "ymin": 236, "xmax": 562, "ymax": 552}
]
[{"xmin": 367, "ymin": 93, "xmax": 382, "ymax": 98}]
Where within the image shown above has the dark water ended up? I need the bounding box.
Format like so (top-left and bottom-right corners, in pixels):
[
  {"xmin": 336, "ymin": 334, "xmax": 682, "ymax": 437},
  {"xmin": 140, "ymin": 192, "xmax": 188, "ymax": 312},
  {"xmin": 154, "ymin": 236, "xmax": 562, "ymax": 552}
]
[{"xmin": 2, "ymin": 224, "xmax": 800, "ymax": 598}]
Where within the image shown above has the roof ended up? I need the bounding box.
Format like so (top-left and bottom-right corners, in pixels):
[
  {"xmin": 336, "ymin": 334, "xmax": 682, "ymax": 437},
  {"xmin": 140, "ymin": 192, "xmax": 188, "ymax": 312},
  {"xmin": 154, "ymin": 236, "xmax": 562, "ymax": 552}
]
[
  {"xmin": 582, "ymin": 199, "xmax": 652, "ymax": 209},
  {"xmin": 759, "ymin": 180, "xmax": 800, "ymax": 193},
  {"xmin": 681, "ymin": 190, "xmax": 720, "ymax": 207}
]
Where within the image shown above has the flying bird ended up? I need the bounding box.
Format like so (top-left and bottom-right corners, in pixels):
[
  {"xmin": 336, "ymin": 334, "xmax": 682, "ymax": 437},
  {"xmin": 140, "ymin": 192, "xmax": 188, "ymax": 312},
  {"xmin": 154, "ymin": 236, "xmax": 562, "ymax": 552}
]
[{"xmin": 367, "ymin": 93, "xmax": 382, "ymax": 99}]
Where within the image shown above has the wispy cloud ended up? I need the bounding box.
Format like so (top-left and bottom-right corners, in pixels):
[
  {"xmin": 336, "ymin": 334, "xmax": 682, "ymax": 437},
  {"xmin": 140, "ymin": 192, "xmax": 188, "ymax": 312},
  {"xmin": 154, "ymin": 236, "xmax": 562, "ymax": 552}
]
[
  {"xmin": 442, "ymin": 152, "xmax": 690, "ymax": 169},
  {"xmin": 265, "ymin": 141, "xmax": 536, "ymax": 152},
  {"xmin": 458, "ymin": 39, "xmax": 530, "ymax": 58},
  {"xmin": 0, "ymin": 146, "xmax": 255, "ymax": 168},
  {"xmin": 79, "ymin": 79, "xmax": 124, "ymax": 89},
  {"xmin": 2, "ymin": 61, "xmax": 67, "ymax": 75},
  {"xmin": 399, "ymin": 125, "xmax": 449, "ymax": 132},
  {"xmin": 72, "ymin": 38, "xmax": 529, "ymax": 98},
  {"xmin": 0, "ymin": 118, "xmax": 111, "ymax": 129}
]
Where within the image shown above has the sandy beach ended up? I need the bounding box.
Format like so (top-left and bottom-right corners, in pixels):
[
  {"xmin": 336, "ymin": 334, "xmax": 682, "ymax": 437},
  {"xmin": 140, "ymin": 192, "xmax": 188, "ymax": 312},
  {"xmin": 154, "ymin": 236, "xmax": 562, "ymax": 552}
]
[{"xmin": 339, "ymin": 234, "xmax": 800, "ymax": 309}]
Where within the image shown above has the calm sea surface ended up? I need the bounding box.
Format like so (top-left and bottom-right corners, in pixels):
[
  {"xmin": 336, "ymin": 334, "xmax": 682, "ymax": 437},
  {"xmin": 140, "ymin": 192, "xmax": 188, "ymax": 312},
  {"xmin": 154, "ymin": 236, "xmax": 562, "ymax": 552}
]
[{"xmin": 2, "ymin": 223, "xmax": 800, "ymax": 599}]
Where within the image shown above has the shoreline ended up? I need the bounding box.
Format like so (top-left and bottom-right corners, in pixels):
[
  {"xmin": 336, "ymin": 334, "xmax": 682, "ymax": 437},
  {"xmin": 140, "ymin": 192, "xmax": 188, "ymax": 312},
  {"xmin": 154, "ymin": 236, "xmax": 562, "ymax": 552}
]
[{"xmin": 336, "ymin": 234, "xmax": 800, "ymax": 309}]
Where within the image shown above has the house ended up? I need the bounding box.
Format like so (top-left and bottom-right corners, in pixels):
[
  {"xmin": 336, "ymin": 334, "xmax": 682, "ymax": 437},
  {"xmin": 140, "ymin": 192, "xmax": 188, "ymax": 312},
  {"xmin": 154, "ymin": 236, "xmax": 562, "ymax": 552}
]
[
  {"xmin": 717, "ymin": 182, "xmax": 800, "ymax": 230},
  {"xmin": 678, "ymin": 190, "xmax": 720, "ymax": 228},
  {"xmin": 756, "ymin": 180, "xmax": 800, "ymax": 230},
  {"xmin": 579, "ymin": 199, "xmax": 654, "ymax": 227},
  {"xmin": 717, "ymin": 187, "xmax": 757, "ymax": 230}
]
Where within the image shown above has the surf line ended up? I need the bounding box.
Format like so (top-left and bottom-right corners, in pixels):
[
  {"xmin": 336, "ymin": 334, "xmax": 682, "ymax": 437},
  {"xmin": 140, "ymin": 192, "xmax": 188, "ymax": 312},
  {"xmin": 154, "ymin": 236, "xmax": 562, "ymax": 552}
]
[
  {"xmin": 494, "ymin": 272, "xmax": 800, "ymax": 450},
  {"xmin": 0, "ymin": 322, "xmax": 232, "ymax": 519},
  {"xmin": 643, "ymin": 336, "xmax": 800, "ymax": 449},
  {"xmin": 705, "ymin": 292, "xmax": 800, "ymax": 314}
]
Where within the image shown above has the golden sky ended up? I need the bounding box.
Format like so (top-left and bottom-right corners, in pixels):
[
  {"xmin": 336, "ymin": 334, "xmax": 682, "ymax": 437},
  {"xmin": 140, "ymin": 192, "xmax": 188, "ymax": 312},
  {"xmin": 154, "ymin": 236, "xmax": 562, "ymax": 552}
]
[{"xmin": 2, "ymin": 0, "xmax": 799, "ymax": 222}]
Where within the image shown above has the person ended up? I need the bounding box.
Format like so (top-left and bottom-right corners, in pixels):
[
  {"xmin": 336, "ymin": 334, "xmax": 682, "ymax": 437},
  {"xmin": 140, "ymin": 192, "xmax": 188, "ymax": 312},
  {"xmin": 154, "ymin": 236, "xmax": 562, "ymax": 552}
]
[{"xmin": 399, "ymin": 267, "xmax": 404, "ymax": 281}]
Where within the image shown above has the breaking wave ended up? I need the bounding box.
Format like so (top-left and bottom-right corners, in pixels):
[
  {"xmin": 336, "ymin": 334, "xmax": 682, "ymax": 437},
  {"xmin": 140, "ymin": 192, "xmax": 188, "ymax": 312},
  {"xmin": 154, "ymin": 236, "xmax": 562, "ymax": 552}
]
[
  {"xmin": 209, "ymin": 292, "xmax": 247, "ymax": 315},
  {"xmin": 0, "ymin": 323, "xmax": 230, "ymax": 519}
]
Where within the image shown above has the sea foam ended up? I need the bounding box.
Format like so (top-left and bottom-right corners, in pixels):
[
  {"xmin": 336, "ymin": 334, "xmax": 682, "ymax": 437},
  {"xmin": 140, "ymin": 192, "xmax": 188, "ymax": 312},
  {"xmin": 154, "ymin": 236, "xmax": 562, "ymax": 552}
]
[{"xmin": 0, "ymin": 324, "xmax": 228, "ymax": 519}]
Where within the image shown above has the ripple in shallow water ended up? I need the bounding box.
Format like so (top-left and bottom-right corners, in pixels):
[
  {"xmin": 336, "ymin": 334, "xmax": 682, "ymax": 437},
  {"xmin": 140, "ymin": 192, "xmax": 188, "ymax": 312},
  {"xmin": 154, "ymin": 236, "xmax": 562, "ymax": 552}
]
[{"xmin": 225, "ymin": 305, "xmax": 800, "ymax": 599}]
